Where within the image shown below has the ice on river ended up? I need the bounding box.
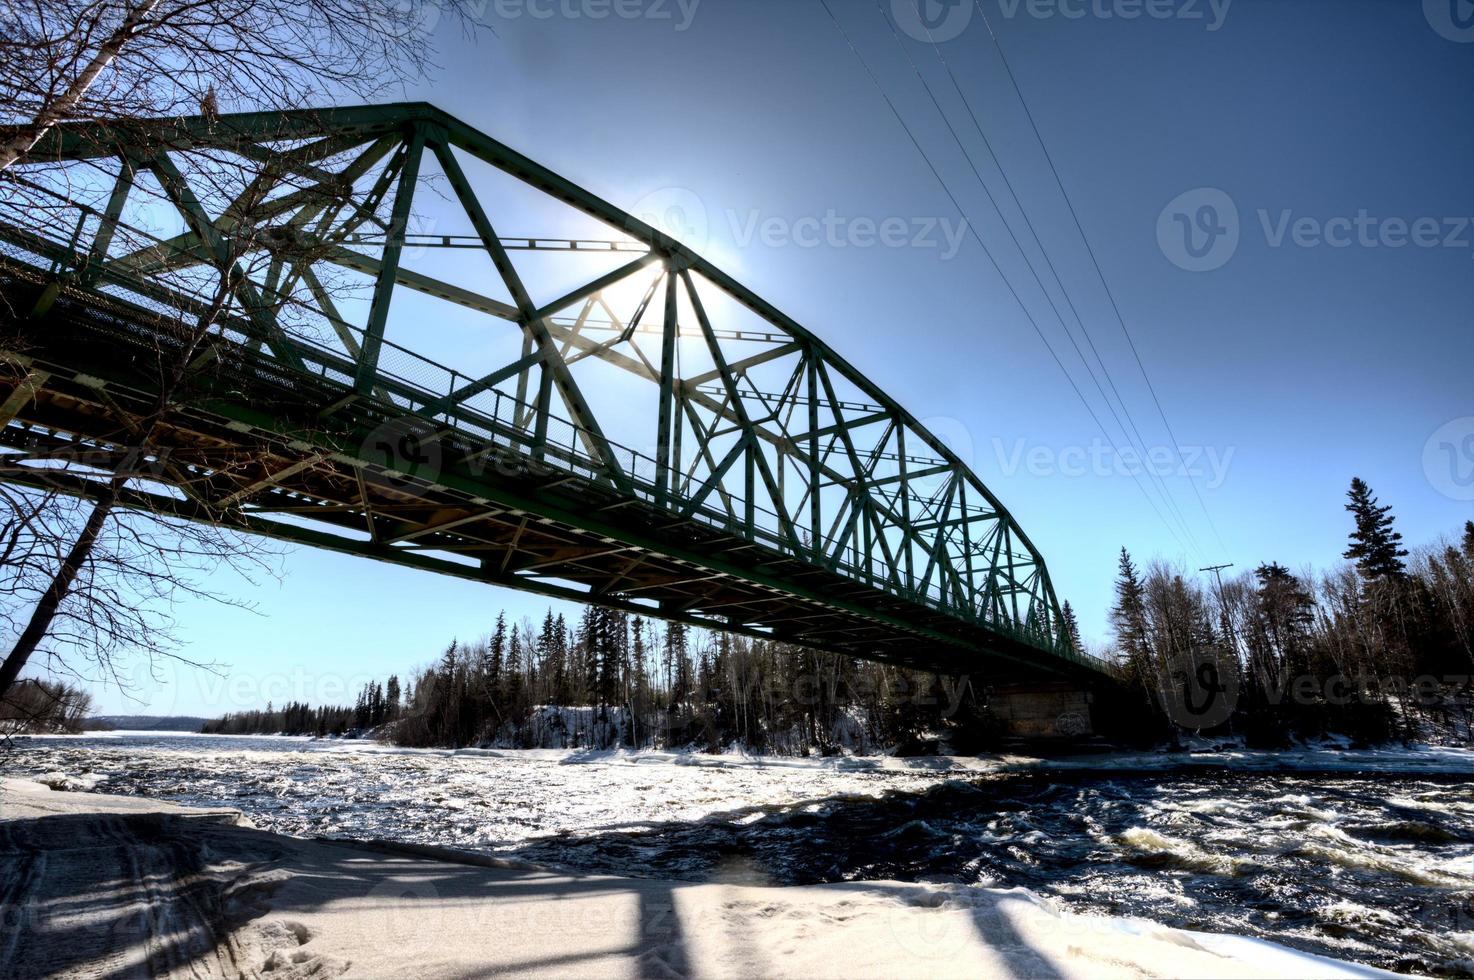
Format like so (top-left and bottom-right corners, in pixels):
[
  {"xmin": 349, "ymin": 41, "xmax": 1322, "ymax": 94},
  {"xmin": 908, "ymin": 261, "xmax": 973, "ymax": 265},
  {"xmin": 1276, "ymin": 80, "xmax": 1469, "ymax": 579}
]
[
  {"xmin": 1, "ymin": 775, "xmax": 1411, "ymax": 980},
  {"xmin": 4, "ymin": 733, "xmax": 1471, "ymax": 976}
]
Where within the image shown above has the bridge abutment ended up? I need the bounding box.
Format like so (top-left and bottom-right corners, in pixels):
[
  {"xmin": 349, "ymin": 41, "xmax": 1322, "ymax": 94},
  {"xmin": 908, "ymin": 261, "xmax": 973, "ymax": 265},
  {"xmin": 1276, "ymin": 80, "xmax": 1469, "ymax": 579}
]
[{"xmin": 987, "ymin": 682, "xmax": 1094, "ymax": 739}]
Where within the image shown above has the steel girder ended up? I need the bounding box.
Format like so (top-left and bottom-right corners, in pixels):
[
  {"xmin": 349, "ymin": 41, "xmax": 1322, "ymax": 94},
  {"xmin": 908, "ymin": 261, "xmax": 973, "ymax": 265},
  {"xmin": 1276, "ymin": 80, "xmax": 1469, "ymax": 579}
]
[{"xmin": 0, "ymin": 102, "xmax": 1107, "ymax": 678}]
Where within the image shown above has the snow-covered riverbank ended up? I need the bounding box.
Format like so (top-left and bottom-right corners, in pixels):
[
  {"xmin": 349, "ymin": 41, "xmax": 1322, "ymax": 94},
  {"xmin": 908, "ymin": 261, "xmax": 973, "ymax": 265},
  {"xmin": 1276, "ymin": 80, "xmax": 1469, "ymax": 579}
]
[{"xmin": 0, "ymin": 777, "xmax": 1402, "ymax": 979}]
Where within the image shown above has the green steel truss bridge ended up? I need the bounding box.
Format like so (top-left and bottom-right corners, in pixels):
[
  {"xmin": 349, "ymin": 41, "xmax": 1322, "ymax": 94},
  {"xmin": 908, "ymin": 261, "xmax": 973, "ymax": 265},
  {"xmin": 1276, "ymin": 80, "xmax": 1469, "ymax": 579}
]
[{"xmin": 0, "ymin": 103, "xmax": 1108, "ymax": 682}]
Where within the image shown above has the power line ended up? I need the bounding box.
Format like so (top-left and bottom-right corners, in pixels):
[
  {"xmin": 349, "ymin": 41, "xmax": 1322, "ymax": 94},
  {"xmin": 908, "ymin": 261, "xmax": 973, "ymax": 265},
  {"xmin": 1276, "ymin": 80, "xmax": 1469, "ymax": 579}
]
[
  {"xmin": 874, "ymin": 0, "xmax": 1203, "ymax": 556},
  {"xmin": 968, "ymin": 0, "xmax": 1228, "ymax": 558},
  {"xmin": 814, "ymin": 0, "xmax": 1194, "ymax": 555},
  {"xmin": 898, "ymin": 0, "xmax": 1203, "ymax": 556}
]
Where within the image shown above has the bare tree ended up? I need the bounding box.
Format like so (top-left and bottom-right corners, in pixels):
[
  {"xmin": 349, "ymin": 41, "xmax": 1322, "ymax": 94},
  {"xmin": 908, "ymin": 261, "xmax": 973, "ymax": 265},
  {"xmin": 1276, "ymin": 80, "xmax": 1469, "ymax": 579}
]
[
  {"xmin": 0, "ymin": 0, "xmax": 468, "ymax": 170},
  {"xmin": 0, "ymin": 0, "xmax": 482, "ymax": 700},
  {"xmin": 0, "ymin": 677, "xmax": 94, "ymax": 740}
]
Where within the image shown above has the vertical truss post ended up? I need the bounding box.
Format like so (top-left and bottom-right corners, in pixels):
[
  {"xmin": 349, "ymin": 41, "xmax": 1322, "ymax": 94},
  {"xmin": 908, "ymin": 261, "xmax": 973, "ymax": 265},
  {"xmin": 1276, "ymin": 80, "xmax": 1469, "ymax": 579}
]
[
  {"xmin": 533, "ymin": 360, "xmax": 553, "ymax": 459},
  {"xmin": 356, "ymin": 125, "xmax": 425, "ymax": 394},
  {"xmin": 656, "ymin": 267, "xmax": 678, "ymax": 505},
  {"xmin": 514, "ymin": 331, "xmax": 534, "ymax": 421},
  {"xmin": 806, "ymin": 352, "xmax": 821, "ymax": 562},
  {"xmin": 897, "ymin": 427, "xmax": 914, "ymax": 589},
  {"xmin": 960, "ymin": 480, "xmax": 975, "ymax": 617},
  {"xmin": 744, "ymin": 440, "xmax": 756, "ymax": 529},
  {"xmin": 671, "ymin": 386, "xmax": 685, "ymax": 497},
  {"xmin": 1006, "ymin": 526, "xmax": 1021, "ymax": 626}
]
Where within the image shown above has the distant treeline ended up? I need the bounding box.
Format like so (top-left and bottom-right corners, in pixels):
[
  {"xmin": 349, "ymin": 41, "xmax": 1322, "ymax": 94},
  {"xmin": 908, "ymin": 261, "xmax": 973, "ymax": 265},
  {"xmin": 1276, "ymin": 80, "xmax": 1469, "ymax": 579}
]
[
  {"xmin": 1, "ymin": 679, "xmax": 93, "ymax": 735},
  {"xmin": 202, "ymin": 701, "xmax": 364, "ymax": 738},
  {"xmin": 1110, "ymin": 480, "xmax": 1474, "ymax": 745},
  {"xmin": 84, "ymin": 715, "xmax": 209, "ymax": 732},
  {"xmin": 200, "ymin": 479, "xmax": 1474, "ymax": 752},
  {"xmin": 202, "ymin": 610, "xmax": 990, "ymax": 755}
]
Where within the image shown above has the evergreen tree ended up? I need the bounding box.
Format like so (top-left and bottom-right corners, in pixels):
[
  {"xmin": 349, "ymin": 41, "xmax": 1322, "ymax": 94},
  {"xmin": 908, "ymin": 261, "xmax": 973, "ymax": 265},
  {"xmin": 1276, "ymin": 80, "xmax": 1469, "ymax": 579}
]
[
  {"xmin": 1463, "ymin": 520, "xmax": 1474, "ymax": 560},
  {"xmin": 666, "ymin": 621, "xmax": 692, "ymax": 706},
  {"xmin": 577, "ymin": 606, "xmax": 598, "ymax": 702},
  {"xmin": 1343, "ymin": 477, "xmax": 1408, "ymax": 582},
  {"xmin": 385, "ymin": 675, "xmax": 401, "ymax": 721},
  {"xmin": 369, "ymin": 681, "xmax": 384, "ymax": 725},
  {"xmin": 435, "ymin": 640, "xmax": 461, "ymax": 743},
  {"xmin": 1109, "ymin": 548, "xmax": 1151, "ymax": 678},
  {"xmin": 628, "ymin": 616, "xmax": 649, "ymax": 747},
  {"xmin": 595, "ymin": 608, "xmax": 622, "ymax": 713},
  {"xmin": 504, "ymin": 630, "xmax": 524, "ymax": 708},
  {"xmin": 1249, "ymin": 562, "xmax": 1315, "ymax": 685},
  {"xmin": 1060, "ymin": 600, "xmax": 1084, "ymax": 652}
]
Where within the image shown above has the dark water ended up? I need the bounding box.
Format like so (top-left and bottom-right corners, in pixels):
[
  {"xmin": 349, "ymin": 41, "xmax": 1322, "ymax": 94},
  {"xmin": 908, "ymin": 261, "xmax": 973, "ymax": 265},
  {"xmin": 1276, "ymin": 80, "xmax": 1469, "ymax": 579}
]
[{"xmin": 509, "ymin": 772, "xmax": 1474, "ymax": 976}]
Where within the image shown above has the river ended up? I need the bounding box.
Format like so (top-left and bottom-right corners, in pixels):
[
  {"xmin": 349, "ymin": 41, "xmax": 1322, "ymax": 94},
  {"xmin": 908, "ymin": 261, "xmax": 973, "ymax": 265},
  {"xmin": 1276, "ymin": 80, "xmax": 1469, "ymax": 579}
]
[{"xmin": 3, "ymin": 733, "xmax": 1471, "ymax": 976}]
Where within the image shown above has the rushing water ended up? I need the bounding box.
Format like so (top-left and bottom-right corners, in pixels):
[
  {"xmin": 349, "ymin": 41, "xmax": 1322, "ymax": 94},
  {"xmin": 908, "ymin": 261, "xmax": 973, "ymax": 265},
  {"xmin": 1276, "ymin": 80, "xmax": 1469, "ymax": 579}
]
[{"xmin": 4, "ymin": 733, "xmax": 1472, "ymax": 976}]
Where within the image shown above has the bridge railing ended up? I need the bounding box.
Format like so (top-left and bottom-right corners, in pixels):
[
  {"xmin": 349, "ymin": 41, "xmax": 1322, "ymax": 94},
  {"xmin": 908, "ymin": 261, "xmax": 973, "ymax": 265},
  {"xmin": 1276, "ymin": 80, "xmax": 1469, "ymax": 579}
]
[{"xmin": 0, "ymin": 182, "xmax": 1115, "ymax": 674}]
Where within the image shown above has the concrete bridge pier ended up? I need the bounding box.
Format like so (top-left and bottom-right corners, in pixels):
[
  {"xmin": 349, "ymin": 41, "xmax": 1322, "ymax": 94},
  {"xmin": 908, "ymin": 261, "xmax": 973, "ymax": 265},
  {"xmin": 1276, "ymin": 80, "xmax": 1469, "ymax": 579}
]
[{"xmin": 986, "ymin": 682, "xmax": 1095, "ymax": 739}]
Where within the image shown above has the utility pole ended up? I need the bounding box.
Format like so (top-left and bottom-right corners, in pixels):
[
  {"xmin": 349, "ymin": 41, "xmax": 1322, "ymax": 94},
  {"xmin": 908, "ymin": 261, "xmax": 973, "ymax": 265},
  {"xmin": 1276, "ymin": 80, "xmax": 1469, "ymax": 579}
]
[
  {"xmin": 1200, "ymin": 563, "xmax": 1237, "ymax": 650},
  {"xmin": 1200, "ymin": 563, "xmax": 1234, "ymax": 593}
]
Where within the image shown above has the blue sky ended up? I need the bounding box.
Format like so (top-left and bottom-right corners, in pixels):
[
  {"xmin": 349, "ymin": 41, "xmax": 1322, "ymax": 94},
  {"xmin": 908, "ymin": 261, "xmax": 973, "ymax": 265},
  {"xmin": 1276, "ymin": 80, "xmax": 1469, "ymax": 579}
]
[{"xmin": 61, "ymin": 0, "xmax": 1474, "ymax": 716}]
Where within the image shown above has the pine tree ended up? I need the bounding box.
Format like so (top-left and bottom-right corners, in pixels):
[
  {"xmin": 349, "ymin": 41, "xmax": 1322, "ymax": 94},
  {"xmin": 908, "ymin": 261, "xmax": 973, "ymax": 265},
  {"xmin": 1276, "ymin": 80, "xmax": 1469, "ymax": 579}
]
[
  {"xmin": 549, "ymin": 612, "xmax": 571, "ymax": 706},
  {"xmin": 1463, "ymin": 520, "xmax": 1474, "ymax": 560},
  {"xmin": 369, "ymin": 681, "xmax": 384, "ymax": 725},
  {"xmin": 484, "ymin": 613, "xmax": 506, "ymax": 703},
  {"xmin": 595, "ymin": 608, "xmax": 622, "ymax": 713},
  {"xmin": 436, "ymin": 640, "xmax": 460, "ymax": 744},
  {"xmin": 577, "ymin": 606, "xmax": 598, "ymax": 702},
  {"xmin": 1250, "ymin": 563, "xmax": 1314, "ymax": 683},
  {"xmin": 1109, "ymin": 547, "xmax": 1151, "ymax": 677},
  {"xmin": 538, "ymin": 609, "xmax": 561, "ymax": 705},
  {"xmin": 1060, "ymin": 601, "xmax": 1084, "ymax": 652},
  {"xmin": 1343, "ymin": 477, "xmax": 1408, "ymax": 582},
  {"xmin": 666, "ymin": 620, "xmax": 691, "ymax": 706},
  {"xmin": 385, "ymin": 675, "xmax": 401, "ymax": 721},
  {"xmin": 628, "ymin": 616, "xmax": 649, "ymax": 747}
]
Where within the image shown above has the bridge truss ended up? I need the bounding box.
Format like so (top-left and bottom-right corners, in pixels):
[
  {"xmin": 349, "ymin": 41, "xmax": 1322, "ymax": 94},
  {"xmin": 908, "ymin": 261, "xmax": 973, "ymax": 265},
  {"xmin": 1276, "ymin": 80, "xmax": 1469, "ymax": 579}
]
[{"xmin": 0, "ymin": 103, "xmax": 1105, "ymax": 679}]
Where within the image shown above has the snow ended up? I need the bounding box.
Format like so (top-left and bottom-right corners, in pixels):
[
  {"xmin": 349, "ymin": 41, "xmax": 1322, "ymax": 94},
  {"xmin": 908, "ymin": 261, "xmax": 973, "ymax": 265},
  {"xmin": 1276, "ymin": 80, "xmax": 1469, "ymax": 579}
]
[{"xmin": 0, "ymin": 777, "xmax": 1407, "ymax": 979}]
